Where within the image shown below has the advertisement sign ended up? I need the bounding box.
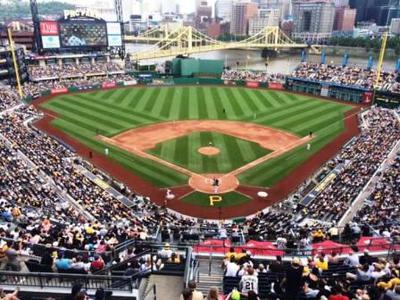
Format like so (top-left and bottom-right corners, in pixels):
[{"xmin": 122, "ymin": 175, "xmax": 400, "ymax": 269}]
[
  {"xmin": 102, "ymin": 81, "xmax": 116, "ymax": 89},
  {"xmin": 268, "ymin": 82, "xmax": 284, "ymax": 90},
  {"xmin": 124, "ymin": 80, "xmax": 137, "ymax": 86},
  {"xmin": 246, "ymin": 81, "xmax": 259, "ymax": 88},
  {"xmin": 106, "ymin": 22, "xmax": 121, "ymax": 35},
  {"xmin": 107, "ymin": 35, "xmax": 122, "ymax": 47},
  {"xmin": 42, "ymin": 36, "xmax": 61, "ymax": 49},
  {"xmin": 40, "ymin": 21, "xmax": 59, "ymax": 35},
  {"xmin": 362, "ymin": 92, "xmax": 373, "ymax": 104},
  {"xmin": 51, "ymin": 88, "xmax": 68, "ymax": 94}
]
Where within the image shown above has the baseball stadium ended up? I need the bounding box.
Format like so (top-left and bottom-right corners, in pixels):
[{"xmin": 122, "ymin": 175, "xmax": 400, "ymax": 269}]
[{"xmin": 1, "ymin": 2, "xmax": 400, "ymax": 300}]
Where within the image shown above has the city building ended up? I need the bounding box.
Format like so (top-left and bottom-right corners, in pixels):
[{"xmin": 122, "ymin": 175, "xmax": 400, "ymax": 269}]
[
  {"xmin": 292, "ymin": 0, "xmax": 336, "ymax": 41},
  {"xmin": 349, "ymin": 0, "xmax": 400, "ymax": 26},
  {"xmin": 207, "ymin": 21, "xmax": 222, "ymax": 37},
  {"xmin": 196, "ymin": 0, "xmax": 212, "ymax": 29},
  {"xmin": 390, "ymin": 17, "xmax": 400, "ymax": 34},
  {"xmin": 230, "ymin": 1, "xmax": 258, "ymax": 35},
  {"xmin": 334, "ymin": 6, "xmax": 356, "ymax": 31},
  {"xmin": 248, "ymin": 8, "xmax": 280, "ymax": 35},
  {"xmin": 161, "ymin": 0, "xmax": 178, "ymax": 15},
  {"xmin": 334, "ymin": 0, "xmax": 349, "ymax": 6},
  {"xmin": 215, "ymin": 0, "xmax": 233, "ymax": 22},
  {"xmin": 259, "ymin": 0, "xmax": 292, "ymax": 20},
  {"xmin": 349, "ymin": 0, "xmax": 375, "ymax": 23}
]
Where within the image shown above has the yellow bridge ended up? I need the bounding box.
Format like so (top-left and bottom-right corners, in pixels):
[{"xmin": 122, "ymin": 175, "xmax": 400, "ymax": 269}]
[{"xmin": 125, "ymin": 25, "xmax": 320, "ymax": 61}]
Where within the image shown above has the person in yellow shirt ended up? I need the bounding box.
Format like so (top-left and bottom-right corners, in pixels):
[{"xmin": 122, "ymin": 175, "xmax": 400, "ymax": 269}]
[
  {"xmin": 315, "ymin": 256, "xmax": 328, "ymax": 271},
  {"xmin": 377, "ymin": 277, "xmax": 400, "ymax": 289}
]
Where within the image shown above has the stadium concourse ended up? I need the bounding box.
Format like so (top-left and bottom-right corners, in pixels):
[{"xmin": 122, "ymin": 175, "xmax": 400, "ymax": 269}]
[{"xmin": 0, "ymin": 61, "xmax": 400, "ymax": 300}]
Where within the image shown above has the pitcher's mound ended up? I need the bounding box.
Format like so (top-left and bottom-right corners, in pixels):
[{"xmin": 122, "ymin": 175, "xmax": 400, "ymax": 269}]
[
  {"xmin": 198, "ymin": 146, "xmax": 220, "ymax": 156},
  {"xmin": 189, "ymin": 173, "xmax": 239, "ymax": 194}
]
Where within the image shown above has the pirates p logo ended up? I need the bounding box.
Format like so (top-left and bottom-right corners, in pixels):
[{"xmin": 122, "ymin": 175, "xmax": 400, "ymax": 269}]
[{"xmin": 209, "ymin": 195, "xmax": 222, "ymax": 206}]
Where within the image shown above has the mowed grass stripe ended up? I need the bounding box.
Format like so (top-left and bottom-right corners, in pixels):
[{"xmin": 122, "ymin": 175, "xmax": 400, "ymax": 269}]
[
  {"xmin": 203, "ymin": 88, "xmax": 221, "ymax": 119},
  {"xmin": 134, "ymin": 88, "xmax": 157, "ymax": 111},
  {"xmin": 255, "ymin": 100, "xmax": 325, "ymax": 124},
  {"xmin": 188, "ymin": 132, "xmax": 202, "ymax": 171},
  {"xmin": 238, "ymin": 89, "xmax": 260, "ymax": 113},
  {"xmin": 196, "ymin": 87, "xmax": 209, "ymax": 119},
  {"xmin": 210, "ymin": 87, "xmax": 226, "ymax": 119},
  {"xmin": 178, "ymin": 87, "xmax": 190, "ymax": 120},
  {"xmin": 218, "ymin": 88, "xmax": 238, "ymax": 119},
  {"xmin": 188, "ymin": 87, "xmax": 199, "ymax": 119},
  {"xmin": 173, "ymin": 134, "xmax": 189, "ymax": 167},
  {"xmin": 223, "ymin": 88, "xmax": 245, "ymax": 117},
  {"xmin": 252, "ymin": 90, "xmax": 274, "ymax": 109},
  {"xmin": 269, "ymin": 91, "xmax": 293, "ymax": 105},
  {"xmin": 150, "ymin": 88, "xmax": 168, "ymax": 117},
  {"xmin": 49, "ymin": 97, "xmax": 133, "ymax": 128},
  {"xmin": 44, "ymin": 101, "xmax": 123, "ymax": 132},
  {"xmin": 66, "ymin": 95, "xmax": 150, "ymax": 125},
  {"xmin": 113, "ymin": 88, "xmax": 137, "ymax": 105},
  {"xmin": 125, "ymin": 88, "xmax": 147, "ymax": 108},
  {"xmin": 270, "ymin": 103, "xmax": 338, "ymax": 128},
  {"xmin": 160, "ymin": 87, "xmax": 175, "ymax": 118},
  {"xmin": 144, "ymin": 88, "xmax": 162, "ymax": 112},
  {"xmin": 293, "ymin": 111, "xmax": 344, "ymax": 135},
  {"xmin": 169, "ymin": 89, "xmax": 182, "ymax": 120},
  {"xmin": 264, "ymin": 90, "xmax": 282, "ymax": 108},
  {"xmin": 98, "ymin": 89, "xmax": 116, "ymax": 100}
]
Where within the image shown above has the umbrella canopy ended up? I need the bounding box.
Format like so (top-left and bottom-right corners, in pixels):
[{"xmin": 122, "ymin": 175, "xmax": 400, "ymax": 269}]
[{"xmin": 311, "ymin": 240, "xmax": 352, "ymax": 255}]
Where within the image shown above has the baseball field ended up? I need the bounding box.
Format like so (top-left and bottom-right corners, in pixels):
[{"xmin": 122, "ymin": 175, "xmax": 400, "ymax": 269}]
[{"xmin": 39, "ymin": 85, "xmax": 355, "ymax": 213}]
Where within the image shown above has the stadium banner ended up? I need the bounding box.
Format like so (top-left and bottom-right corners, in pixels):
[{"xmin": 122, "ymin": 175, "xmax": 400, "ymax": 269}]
[
  {"xmin": 42, "ymin": 36, "xmax": 61, "ymax": 49},
  {"xmin": 102, "ymin": 81, "xmax": 116, "ymax": 89},
  {"xmin": 59, "ymin": 20, "xmax": 107, "ymax": 48},
  {"xmin": 51, "ymin": 87, "xmax": 69, "ymax": 94},
  {"xmin": 40, "ymin": 21, "xmax": 59, "ymax": 35},
  {"xmin": 320, "ymin": 85, "xmax": 329, "ymax": 97},
  {"xmin": 107, "ymin": 35, "xmax": 122, "ymax": 47},
  {"xmin": 246, "ymin": 81, "xmax": 260, "ymax": 88},
  {"xmin": 374, "ymin": 90, "xmax": 400, "ymax": 108},
  {"xmin": 362, "ymin": 92, "xmax": 373, "ymax": 104},
  {"xmin": 268, "ymin": 82, "xmax": 284, "ymax": 90},
  {"xmin": 123, "ymin": 80, "xmax": 138, "ymax": 86}
]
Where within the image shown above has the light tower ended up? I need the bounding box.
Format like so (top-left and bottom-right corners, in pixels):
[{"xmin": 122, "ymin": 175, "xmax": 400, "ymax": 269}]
[{"xmin": 114, "ymin": 0, "xmax": 125, "ymax": 58}]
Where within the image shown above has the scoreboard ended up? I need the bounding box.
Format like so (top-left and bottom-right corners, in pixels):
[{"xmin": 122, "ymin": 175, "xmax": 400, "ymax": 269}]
[{"xmin": 59, "ymin": 21, "xmax": 107, "ymax": 48}]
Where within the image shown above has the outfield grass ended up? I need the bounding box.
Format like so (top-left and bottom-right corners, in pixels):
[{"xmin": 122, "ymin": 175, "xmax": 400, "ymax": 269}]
[
  {"xmin": 42, "ymin": 86, "xmax": 353, "ymax": 188},
  {"xmin": 181, "ymin": 191, "xmax": 251, "ymax": 208}
]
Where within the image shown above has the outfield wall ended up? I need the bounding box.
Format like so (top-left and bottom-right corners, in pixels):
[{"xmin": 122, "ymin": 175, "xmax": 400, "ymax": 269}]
[{"xmin": 22, "ymin": 74, "xmax": 399, "ymax": 108}]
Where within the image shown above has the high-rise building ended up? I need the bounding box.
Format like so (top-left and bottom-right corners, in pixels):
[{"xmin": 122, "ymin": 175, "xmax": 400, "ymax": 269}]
[
  {"xmin": 259, "ymin": 0, "xmax": 291, "ymax": 19},
  {"xmin": 334, "ymin": 0, "xmax": 349, "ymax": 6},
  {"xmin": 333, "ymin": 6, "xmax": 356, "ymax": 31},
  {"xmin": 161, "ymin": 0, "xmax": 177, "ymax": 14},
  {"xmin": 390, "ymin": 17, "xmax": 400, "ymax": 34},
  {"xmin": 292, "ymin": 0, "xmax": 336, "ymax": 41},
  {"xmin": 368, "ymin": 0, "xmax": 400, "ymax": 26},
  {"xmin": 215, "ymin": 0, "xmax": 233, "ymax": 22},
  {"xmin": 248, "ymin": 8, "xmax": 280, "ymax": 35},
  {"xmin": 230, "ymin": 1, "xmax": 258, "ymax": 35}
]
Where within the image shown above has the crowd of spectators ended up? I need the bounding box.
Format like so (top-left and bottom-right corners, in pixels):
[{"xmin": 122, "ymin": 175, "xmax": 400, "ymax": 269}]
[
  {"xmin": 28, "ymin": 62, "xmax": 124, "ymax": 81},
  {"xmin": 205, "ymin": 245, "xmax": 400, "ymax": 300},
  {"xmin": 221, "ymin": 70, "xmax": 285, "ymax": 83},
  {"xmin": 0, "ymin": 90, "xmax": 19, "ymax": 111},
  {"xmin": 292, "ymin": 63, "xmax": 400, "ymax": 93}
]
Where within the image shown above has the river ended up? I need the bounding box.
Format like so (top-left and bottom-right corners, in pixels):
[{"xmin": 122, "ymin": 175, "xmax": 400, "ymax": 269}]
[{"xmin": 126, "ymin": 43, "xmax": 397, "ymax": 74}]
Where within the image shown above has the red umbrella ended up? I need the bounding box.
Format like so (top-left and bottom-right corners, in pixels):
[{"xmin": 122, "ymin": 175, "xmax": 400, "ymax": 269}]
[
  {"xmin": 311, "ymin": 240, "xmax": 352, "ymax": 255},
  {"xmin": 242, "ymin": 240, "xmax": 285, "ymax": 256},
  {"xmin": 357, "ymin": 237, "xmax": 391, "ymax": 252}
]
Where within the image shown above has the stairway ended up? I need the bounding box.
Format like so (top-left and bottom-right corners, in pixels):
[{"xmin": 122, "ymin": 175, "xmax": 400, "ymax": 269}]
[{"xmin": 196, "ymin": 257, "xmax": 224, "ymax": 295}]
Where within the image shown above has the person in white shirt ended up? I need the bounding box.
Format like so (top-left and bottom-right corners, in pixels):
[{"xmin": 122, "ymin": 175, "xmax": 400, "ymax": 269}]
[
  {"xmin": 225, "ymin": 257, "xmax": 239, "ymax": 277},
  {"xmin": 239, "ymin": 267, "xmax": 258, "ymax": 296}
]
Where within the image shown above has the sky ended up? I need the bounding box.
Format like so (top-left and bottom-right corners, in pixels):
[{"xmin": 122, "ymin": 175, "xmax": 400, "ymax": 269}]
[{"xmin": 40, "ymin": 0, "xmax": 217, "ymax": 14}]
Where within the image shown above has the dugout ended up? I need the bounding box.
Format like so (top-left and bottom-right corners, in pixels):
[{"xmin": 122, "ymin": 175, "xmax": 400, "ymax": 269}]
[
  {"xmin": 169, "ymin": 57, "xmax": 224, "ymax": 77},
  {"xmin": 286, "ymin": 77, "xmax": 373, "ymax": 104}
]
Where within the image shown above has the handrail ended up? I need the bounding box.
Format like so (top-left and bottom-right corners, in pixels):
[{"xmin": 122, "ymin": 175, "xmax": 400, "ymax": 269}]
[
  {"xmin": 0, "ymin": 270, "xmax": 136, "ymax": 292},
  {"xmin": 183, "ymin": 247, "xmax": 193, "ymax": 287},
  {"xmin": 95, "ymin": 249, "xmax": 152, "ymax": 275}
]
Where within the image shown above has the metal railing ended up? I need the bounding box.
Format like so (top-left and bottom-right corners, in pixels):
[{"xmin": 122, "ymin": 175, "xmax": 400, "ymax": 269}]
[{"xmin": 0, "ymin": 271, "xmax": 136, "ymax": 292}]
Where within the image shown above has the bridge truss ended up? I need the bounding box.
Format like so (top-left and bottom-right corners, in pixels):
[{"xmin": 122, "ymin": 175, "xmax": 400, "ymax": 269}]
[{"xmin": 126, "ymin": 26, "xmax": 320, "ymax": 61}]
